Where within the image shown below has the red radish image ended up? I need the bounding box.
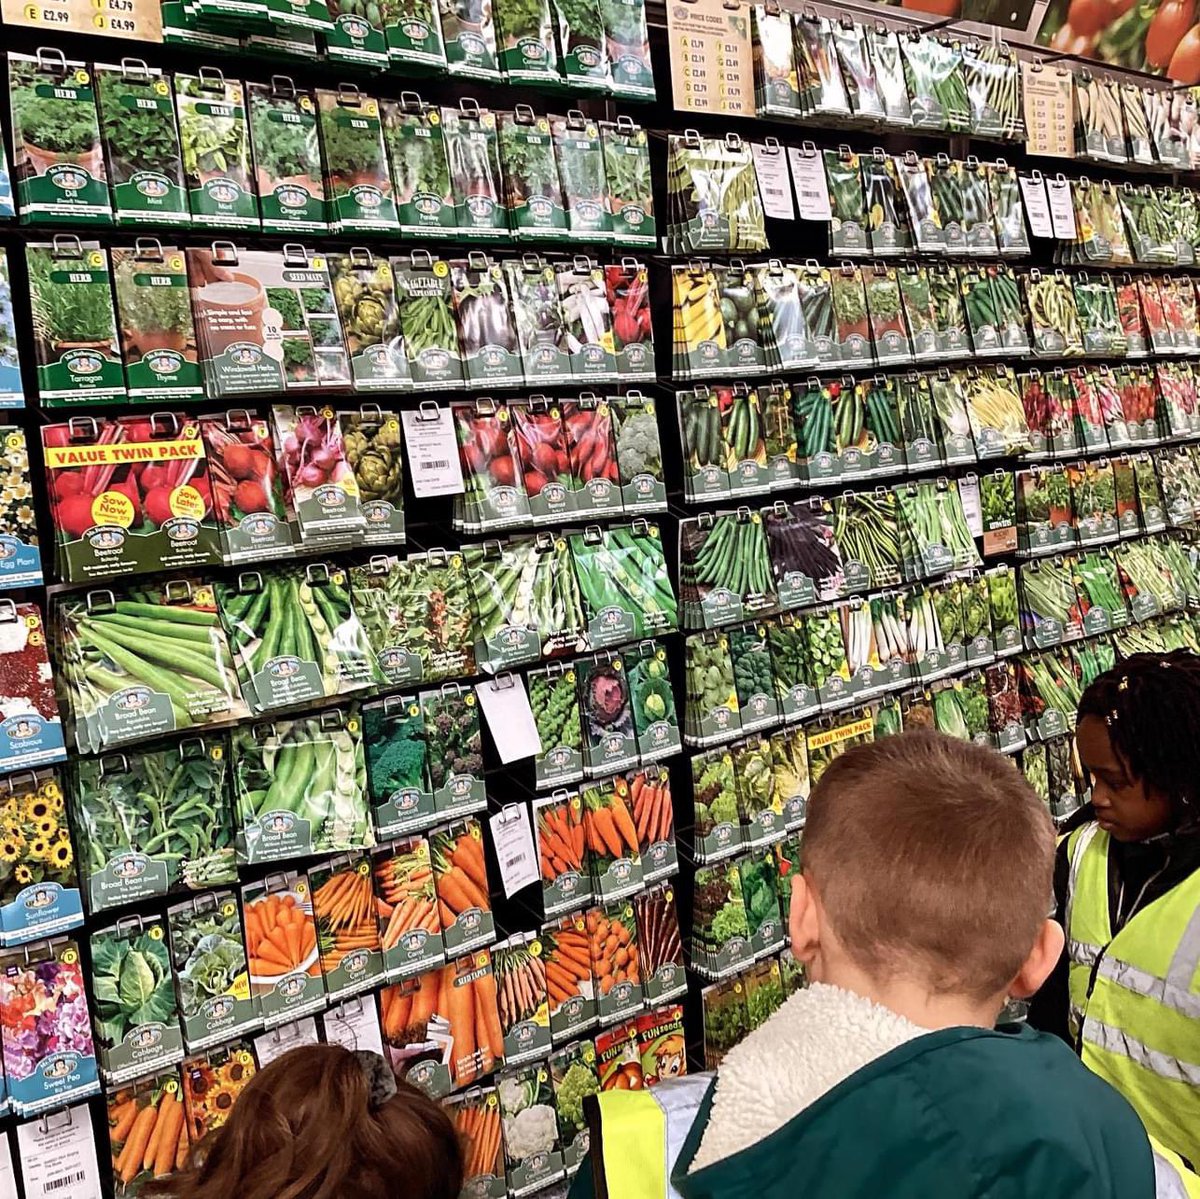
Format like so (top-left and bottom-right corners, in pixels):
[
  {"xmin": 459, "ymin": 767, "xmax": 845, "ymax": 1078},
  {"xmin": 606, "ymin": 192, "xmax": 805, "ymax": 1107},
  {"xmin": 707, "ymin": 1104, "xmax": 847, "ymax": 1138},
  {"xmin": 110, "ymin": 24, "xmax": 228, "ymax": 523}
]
[
  {"xmin": 199, "ymin": 413, "xmax": 290, "ymax": 527},
  {"xmin": 561, "ymin": 398, "xmax": 619, "ymax": 485},
  {"xmin": 452, "ymin": 401, "xmax": 531, "ymax": 521},
  {"xmin": 272, "ymin": 406, "xmax": 356, "ymax": 502},
  {"xmin": 510, "ymin": 402, "xmax": 572, "ymax": 498},
  {"xmin": 43, "ymin": 413, "xmax": 221, "ymax": 581}
]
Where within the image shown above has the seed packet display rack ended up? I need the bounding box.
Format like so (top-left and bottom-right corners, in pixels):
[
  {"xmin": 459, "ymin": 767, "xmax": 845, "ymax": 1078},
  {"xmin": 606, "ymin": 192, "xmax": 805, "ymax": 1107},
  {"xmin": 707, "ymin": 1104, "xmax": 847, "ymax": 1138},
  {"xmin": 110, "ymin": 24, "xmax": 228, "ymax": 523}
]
[{"xmin": 0, "ymin": 0, "xmax": 1195, "ymax": 1195}]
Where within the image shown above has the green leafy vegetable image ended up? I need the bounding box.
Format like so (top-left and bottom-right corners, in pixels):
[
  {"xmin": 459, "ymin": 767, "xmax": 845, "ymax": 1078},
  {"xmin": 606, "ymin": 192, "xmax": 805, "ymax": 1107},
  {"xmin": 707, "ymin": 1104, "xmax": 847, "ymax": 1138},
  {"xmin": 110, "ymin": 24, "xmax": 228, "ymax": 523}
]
[{"xmin": 92, "ymin": 925, "xmax": 178, "ymax": 1050}]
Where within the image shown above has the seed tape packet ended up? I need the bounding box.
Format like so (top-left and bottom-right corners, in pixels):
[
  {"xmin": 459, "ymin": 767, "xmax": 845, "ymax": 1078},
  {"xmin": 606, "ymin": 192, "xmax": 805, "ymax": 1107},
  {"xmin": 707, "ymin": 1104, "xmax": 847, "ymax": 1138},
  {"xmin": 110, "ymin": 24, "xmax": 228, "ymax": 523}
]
[
  {"xmin": 318, "ymin": 87, "xmax": 399, "ymax": 235},
  {"xmin": 91, "ymin": 916, "xmax": 184, "ymax": 1084},
  {"xmin": 328, "ymin": 252, "xmax": 410, "ymax": 393},
  {"xmin": 753, "ymin": 4, "xmax": 801, "ymax": 118},
  {"xmin": 241, "ymin": 875, "xmax": 326, "ymax": 1026},
  {"xmin": 374, "ymin": 835, "xmax": 447, "ymax": 979},
  {"xmin": 494, "ymin": 0, "xmax": 558, "ymax": 82},
  {"xmin": 309, "ymin": 855, "xmax": 385, "ymax": 1001},
  {"xmin": 443, "ymin": 103, "xmax": 508, "ymax": 239},
  {"xmin": 450, "ymin": 255, "xmax": 522, "ymax": 387},
  {"xmin": 440, "ymin": 0, "xmax": 501, "ymax": 80},
  {"xmin": 550, "ymin": 113, "xmax": 611, "ymax": 243},
  {"xmin": 557, "ymin": 259, "xmax": 618, "ymax": 380},
  {"xmin": 0, "ymin": 770, "xmax": 81, "ymax": 947},
  {"xmin": 325, "ymin": 0, "xmax": 388, "ymax": 68},
  {"xmin": 0, "ymin": 937, "xmax": 100, "ymax": 1115},
  {"xmin": 27, "ymin": 239, "xmax": 125, "ymax": 407},
  {"xmin": 0, "ymin": 602, "xmax": 64, "ymax": 772},
  {"xmin": 94, "ymin": 63, "xmax": 188, "ymax": 228},
  {"xmin": 383, "ymin": 98, "xmax": 457, "ymax": 236},
  {"xmin": 167, "ymin": 891, "xmax": 259, "ymax": 1052},
  {"xmin": 498, "ymin": 109, "xmax": 567, "ymax": 241},
  {"xmin": 603, "ymin": 0, "xmax": 653, "ymax": 99},
  {"xmin": 175, "ymin": 72, "xmax": 258, "ymax": 231},
  {"xmin": 248, "ymin": 80, "xmax": 328, "ymax": 235},
  {"xmin": 8, "ymin": 52, "xmax": 111, "ymax": 226},
  {"xmin": 111, "ymin": 243, "xmax": 204, "ymax": 404}
]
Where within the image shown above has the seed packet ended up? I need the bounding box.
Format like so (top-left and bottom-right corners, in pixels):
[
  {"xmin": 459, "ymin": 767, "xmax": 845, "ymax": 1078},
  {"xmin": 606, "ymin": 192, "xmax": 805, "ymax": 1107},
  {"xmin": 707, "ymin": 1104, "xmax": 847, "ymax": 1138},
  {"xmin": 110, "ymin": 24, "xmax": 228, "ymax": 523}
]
[
  {"xmin": 392, "ymin": 252, "xmax": 466, "ymax": 389},
  {"xmin": 498, "ymin": 109, "xmax": 567, "ymax": 241},
  {"xmin": 865, "ymin": 24, "xmax": 909, "ymax": 125},
  {"xmin": 450, "ymin": 255, "xmax": 522, "ymax": 387},
  {"xmin": 831, "ymin": 264, "xmax": 873, "ymax": 367},
  {"xmin": 863, "ymin": 264, "xmax": 911, "ymax": 366},
  {"xmin": 326, "ymin": 253, "xmax": 408, "ymax": 394},
  {"xmin": 824, "ymin": 148, "xmax": 867, "ymax": 258},
  {"xmin": 496, "ymin": 1058, "xmax": 564, "ymax": 1193},
  {"xmin": 182, "ymin": 1043, "xmax": 255, "ymax": 1147},
  {"xmin": 91, "ymin": 916, "xmax": 184, "ymax": 1084},
  {"xmin": 175, "ymin": 71, "xmax": 257, "ymax": 230},
  {"xmin": 95, "ymin": 62, "xmax": 188, "ymax": 228},
  {"xmin": 572, "ymin": 521, "xmax": 676, "ymax": 644},
  {"xmin": 167, "ymin": 891, "xmax": 259, "ymax": 1051},
  {"xmin": 442, "ymin": 103, "xmax": 507, "ymax": 239},
  {"xmin": 0, "ymin": 938, "xmax": 99, "ymax": 1115},
  {"xmin": 701, "ymin": 975, "xmax": 748, "ymax": 1068},
  {"xmin": 422, "ymin": 686, "xmax": 486, "ymax": 817},
  {"xmin": 599, "ymin": 119, "xmax": 653, "ymax": 248},
  {"xmin": 793, "ymin": 12, "xmax": 848, "ymax": 117},
  {"xmin": 324, "ymin": 0, "xmax": 388, "ymax": 66},
  {"xmin": 547, "ymin": 113, "xmax": 610, "ymax": 242},
  {"xmin": 989, "ymin": 161, "xmax": 1029, "ymax": 256},
  {"xmin": 9, "ymin": 51, "xmax": 111, "ymax": 226},
  {"xmin": 0, "ymin": 253, "xmax": 18, "ymax": 411},
  {"xmin": 309, "ymin": 855, "xmax": 385, "ymax": 1000},
  {"xmin": 494, "ymin": 0, "xmax": 558, "ymax": 81},
  {"xmin": 679, "ymin": 508, "xmax": 776, "ymax": 630},
  {"xmin": 753, "ymin": 3, "xmax": 801, "ymax": 117},
  {"xmin": 373, "ymin": 834, "xmax": 446, "ymax": 979},
  {"xmin": 381, "ymin": 97, "xmax": 455, "ymax": 237},
  {"xmin": 490, "ymin": 932, "xmax": 551, "ymax": 1068},
  {"xmin": 716, "ymin": 266, "xmax": 767, "ymax": 379},
  {"xmin": 0, "ymin": 427, "xmax": 38, "ymax": 590},
  {"xmin": 430, "ymin": 817, "xmax": 494, "ymax": 955},
  {"xmin": 862, "ymin": 151, "xmax": 911, "ymax": 257},
  {"xmin": 606, "ymin": 262, "xmax": 655, "ymax": 382},
  {"xmin": 382, "ymin": 0, "xmax": 446, "ymax": 69},
  {"xmin": 111, "ymin": 242, "xmax": 203, "ymax": 404},
  {"xmin": 629, "ymin": 636, "xmax": 681, "ymax": 762},
  {"xmin": 0, "ymin": 600, "xmax": 62, "ymax": 772},
  {"xmin": 692, "ymin": 859, "xmax": 752, "ymax": 978},
  {"xmin": 685, "ymin": 631, "xmax": 740, "ymax": 748},
  {"xmin": 362, "ymin": 694, "xmax": 434, "ymax": 837},
  {"xmin": 603, "ymin": 0, "xmax": 653, "ymax": 99},
  {"xmin": 107, "ymin": 1071, "xmax": 189, "ymax": 1190},
  {"xmin": 558, "ymin": 258, "xmax": 618, "ymax": 380},
  {"xmin": 963, "ymin": 39, "xmax": 1022, "ymax": 139},
  {"xmin": 247, "ymin": 79, "xmax": 327, "ymax": 235},
  {"xmin": 832, "ymin": 19, "xmax": 882, "ymax": 119},
  {"xmin": 316, "ymin": 86, "xmax": 398, "ymax": 234},
  {"xmin": 241, "ymin": 875, "xmax": 325, "ymax": 1026},
  {"xmin": 341, "ymin": 407, "xmax": 406, "ymax": 544},
  {"xmin": 578, "ymin": 660, "xmax": 639, "ymax": 779},
  {"xmin": 440, "ymin": 0, "xmax": 501, "ymax": 80},
  {"xmin": 27, "ymin": 238, "xmax": 124, "ymax": 406},
  {"xmin": 586, "ymin": 899, "xmax": 643, "ymax": 1023}
]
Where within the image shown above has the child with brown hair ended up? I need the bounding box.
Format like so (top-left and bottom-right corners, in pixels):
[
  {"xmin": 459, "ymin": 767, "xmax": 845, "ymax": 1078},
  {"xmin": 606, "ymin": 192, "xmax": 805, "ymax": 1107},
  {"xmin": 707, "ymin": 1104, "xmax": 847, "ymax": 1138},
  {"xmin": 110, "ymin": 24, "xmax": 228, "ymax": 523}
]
[
  {"xmin": 147, "ymin": 1043, "xmax": 462, "ymax": 1199},
  {"xmin": 574, "ymin": 730, "xmax": 1157, "ymax": 1199}
]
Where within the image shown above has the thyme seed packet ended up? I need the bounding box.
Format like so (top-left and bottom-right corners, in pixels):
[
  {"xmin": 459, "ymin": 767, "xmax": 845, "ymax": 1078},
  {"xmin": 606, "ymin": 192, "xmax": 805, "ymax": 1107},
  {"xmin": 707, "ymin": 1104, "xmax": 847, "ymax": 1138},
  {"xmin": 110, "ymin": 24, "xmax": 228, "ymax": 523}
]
[
  {"xmin": 603, "ymin": 0, "xmax": 654, "ymax": 99},
  {"xmin": 9, "ymin": 52, "xmax": 112, "ymax": 227},
  {"xmin": 248, "ymin": 80, "xmax": 328, "ymax": 235},
  {"xmin": 95, "ymin": 63, "xmax": 189, "ymax": 228},
  {"xmin": 442, "ymin": 103, "xmax": 509, "ymax": 239},
  {"xmin": 498, "ymin": 108, "xmax": 568, "ymax": 240},
  {"xmin": 318, "ymin": 87, "xmax": 400, "ymax": 235},
  {"xmin": 552, "ymin": 0, "xmax": 609, "ymax": 87},
  {"xmin": 325, "ymin": 0, "xmax": 389, "ymax": 69},
  {"xmin": 600, "ymin": 118, "xmax": 654, "ymax": 248},
  {"xmin": 440, "ymin": 0, "xmax": 502, "ymax": 80},
  {"xmin": 384, "ymin": 0, "xmax": 448, "ymax": 70},
  {"xmin": 27, "ymin": 239, "xmax": 126, "ymax": 406},
  {"xmin": 112, "ymin": 243, "xmax": 204, "ymax": 403},
  {"xmin": 551, "ymin": 112, "xmax": 612, "ymax": 242},
  {"xmin": 0, "ymin": 253, "xmax": 23, "ymax": 410},
  {"xmin": 494, "ymin": 0, "xmax": 559, "ymax": 82},
  {"xmin": 175, "ymin": 71, "xmax": 259, "ymax": 230},
  {"xmin": 383, "ymin": 97, "xmax": 457, "ymax": 235}
]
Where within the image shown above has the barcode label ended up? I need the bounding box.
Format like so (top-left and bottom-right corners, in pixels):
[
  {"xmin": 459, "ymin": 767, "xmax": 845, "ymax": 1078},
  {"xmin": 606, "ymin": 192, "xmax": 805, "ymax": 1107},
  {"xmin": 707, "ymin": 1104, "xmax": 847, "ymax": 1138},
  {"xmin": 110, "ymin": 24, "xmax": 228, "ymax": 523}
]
[
  {"xmin": 46, "ymin": 1173, "xmax": 85, "ymax": 1193},
  {"xmin": 422, "ymin": 458, "xmax": 451, "ymax": 470},
  {"xmin": 504, "ymin": 854, "xmax": 526, "ymax": 870}
]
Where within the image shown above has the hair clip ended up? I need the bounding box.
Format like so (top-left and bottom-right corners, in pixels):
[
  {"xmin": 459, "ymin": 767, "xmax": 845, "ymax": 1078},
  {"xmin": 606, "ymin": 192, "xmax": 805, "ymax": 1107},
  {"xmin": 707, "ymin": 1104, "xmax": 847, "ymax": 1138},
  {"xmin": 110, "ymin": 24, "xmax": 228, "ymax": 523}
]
[
  {"xmin": 356, "ymin": 1050, "xmax": 396, "ymax": 1111},
  {"xmin": 1118, "ymin": 677, "xmax": 1130, "ymax": 691}
]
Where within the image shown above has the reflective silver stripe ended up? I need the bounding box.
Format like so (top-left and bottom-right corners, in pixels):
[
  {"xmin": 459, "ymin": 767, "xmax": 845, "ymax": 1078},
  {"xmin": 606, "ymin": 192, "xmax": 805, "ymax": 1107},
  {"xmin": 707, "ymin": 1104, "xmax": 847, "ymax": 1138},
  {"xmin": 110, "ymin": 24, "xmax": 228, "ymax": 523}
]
[
  {"xmin": 1065, "ymin": 823, "xmax": 1102, "ymax": 936},
  {"xmin": 1068, "ymin": 938, "xmax": 1103, "ymax": 967},
  {"xmin": 1097, "ymin": 955, "xmax": 1200, "ymax": 1020},
  {"xmin": 1167, "ymin": 904, "xmax": 1200, "ymax": 992},
  {"xmin": 1084, "ymin": 1017, "xmax": 1200, "ymax": 1085},
  {"xmin": 1154, "ymin": 1151, "xmax": 1191, "ymax": 1199}
]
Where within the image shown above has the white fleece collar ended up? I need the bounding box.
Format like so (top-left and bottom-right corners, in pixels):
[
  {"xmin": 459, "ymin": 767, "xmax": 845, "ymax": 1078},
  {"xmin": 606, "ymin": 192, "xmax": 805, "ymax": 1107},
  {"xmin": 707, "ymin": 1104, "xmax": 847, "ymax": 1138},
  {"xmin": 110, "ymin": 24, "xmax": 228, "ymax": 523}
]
[{"xmin": 690, "ymin": 983, "xmax": 926, "ymax": 1172}]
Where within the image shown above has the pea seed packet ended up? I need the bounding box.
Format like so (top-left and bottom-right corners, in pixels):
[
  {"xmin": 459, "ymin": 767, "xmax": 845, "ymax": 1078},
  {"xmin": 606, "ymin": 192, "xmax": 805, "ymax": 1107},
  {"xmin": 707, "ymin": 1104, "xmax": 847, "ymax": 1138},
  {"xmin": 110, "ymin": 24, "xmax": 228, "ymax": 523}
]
[
  {"xmin": 95, "ymin": 62, "xmax": 188, "ymax": 228},
  {"xmin": 9, "ymin": 51, "xmax": 111, "ymax": 226}
]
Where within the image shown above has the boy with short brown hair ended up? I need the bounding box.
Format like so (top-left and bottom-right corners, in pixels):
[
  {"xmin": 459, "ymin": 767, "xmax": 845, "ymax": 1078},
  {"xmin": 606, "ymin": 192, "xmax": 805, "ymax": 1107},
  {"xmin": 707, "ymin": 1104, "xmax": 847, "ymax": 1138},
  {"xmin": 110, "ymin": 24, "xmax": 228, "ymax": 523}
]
[{"xmin": 573, "ymin": 730, "xmax": 1157, "ymax": 1199}]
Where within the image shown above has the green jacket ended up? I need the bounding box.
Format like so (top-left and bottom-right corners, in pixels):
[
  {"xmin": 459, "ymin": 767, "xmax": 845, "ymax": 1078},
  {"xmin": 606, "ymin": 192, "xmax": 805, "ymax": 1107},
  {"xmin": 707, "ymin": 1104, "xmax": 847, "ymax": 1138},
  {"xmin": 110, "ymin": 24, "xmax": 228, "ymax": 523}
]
[{"xmin": 574, "ymin": 1024, "xmax": 1154, "ymax": 1199}]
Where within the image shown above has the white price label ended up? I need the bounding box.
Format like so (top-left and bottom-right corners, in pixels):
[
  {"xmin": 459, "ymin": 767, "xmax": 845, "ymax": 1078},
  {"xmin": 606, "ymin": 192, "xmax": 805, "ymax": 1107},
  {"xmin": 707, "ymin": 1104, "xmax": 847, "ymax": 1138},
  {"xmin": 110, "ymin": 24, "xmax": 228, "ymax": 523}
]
[
  {"xmin": 475, "ymin": 674, "xmax": 542, "ymax": 765},
  {"xmin": 788, "ymin": 146, "xmax": 832, "ymax": 221},
  {"xmin": 401, "ymin": 405, "xmax": 464, "ymax": 498},
  {"xmin": 957, "ymin": 476, "xmax": 984, "ymax": 539},
  {"xmin": 488, "ymin": 804, "xmax": 540, "ymax": 899},
  {"xmin": 254, "ymin": 1017, "xmax": 319, "ymax": 1066},
  {"xmin": 323, "ymin": 993, "xmax": 385, "ymax": 1057},
  {"xmin": 752, "ymin": 142, "xmax": 794, "ymax": 220},
  {"xmin": 1018, "ymin": 174, "xmax": 1054, "ymax": 240},
  {"xmin": 17, "ymin": 1107, "xmax": 100, "ymax": 1199},
  {"xmin": 1046, "ymin": 177, "xmax": 1079, "ymax": 240}
]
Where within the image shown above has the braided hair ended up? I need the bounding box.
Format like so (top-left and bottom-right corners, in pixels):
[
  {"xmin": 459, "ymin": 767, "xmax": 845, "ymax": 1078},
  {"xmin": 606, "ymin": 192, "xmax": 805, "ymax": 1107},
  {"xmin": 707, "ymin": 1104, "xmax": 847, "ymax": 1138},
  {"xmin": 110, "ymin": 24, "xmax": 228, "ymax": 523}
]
[{"xmin": 1077, "ymin": 650, "xmax": 1200, "ymax": 821}]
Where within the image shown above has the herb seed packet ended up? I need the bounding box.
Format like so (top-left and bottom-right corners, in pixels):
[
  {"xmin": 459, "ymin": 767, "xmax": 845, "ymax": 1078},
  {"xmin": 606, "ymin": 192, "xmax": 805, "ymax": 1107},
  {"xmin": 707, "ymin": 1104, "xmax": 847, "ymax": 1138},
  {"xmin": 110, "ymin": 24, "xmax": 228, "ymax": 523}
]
[
  {"xmin": 326, "ymin": 0, "xmax": 389, "ymax": 67},
  {"xmin": 551, "ymin": 112, "xmax": 612, "ymax": 242},
  {"xmin": 175, "ymin": 71, "xmax": 258, "ymax": 231},
  {"xmin": 498, "ymin": 109, "xmax": 568, "ymax": 240},
  {"xmin": 318, "ymin": 86, "xmax": 400, "ymax": 234},
  {"xmin": 443, "ymin": 103, "xmax": 509, "ymax": 239},
  {"xmin": 440, "ymin": 0, "xmax": 501, "ymax": 80},
  {"xmin": 248, "ymin": 80, "xmax": 328, "ymax": 235},
  {"xmin": 95, "ymin": 62, "xmax": 188, "ymax": 228},
  {"xmin": 383, "ymin": 97, "xmax": 456, "ymax": 236},
  {"xmin": 494, "ymin": 0, "xmax": 559, "ymax": 82},
  {"xmin": 9, "ymin": 52, "xmax": 111, "ymax": 226}
]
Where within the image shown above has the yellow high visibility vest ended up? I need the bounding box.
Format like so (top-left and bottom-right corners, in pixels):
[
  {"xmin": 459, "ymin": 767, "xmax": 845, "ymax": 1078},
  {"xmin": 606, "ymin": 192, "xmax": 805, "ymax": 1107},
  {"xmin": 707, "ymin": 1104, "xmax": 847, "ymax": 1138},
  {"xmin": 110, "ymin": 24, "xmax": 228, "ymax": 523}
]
[
  {"xmin": 1152, "ymin": 1137, "xmax": 1200, "ymax": 1198},
  {"xmin": 1066, "ymin": 824, "xmax": 1200, "ymax": 1165}
]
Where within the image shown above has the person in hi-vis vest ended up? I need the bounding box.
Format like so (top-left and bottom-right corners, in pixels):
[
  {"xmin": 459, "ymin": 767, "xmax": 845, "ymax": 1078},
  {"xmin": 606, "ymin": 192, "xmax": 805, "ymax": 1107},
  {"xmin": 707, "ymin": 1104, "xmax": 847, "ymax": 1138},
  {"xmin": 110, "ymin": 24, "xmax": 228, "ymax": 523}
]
[
  {"xmin": 1030, "ymin": 651, "xmax": 1200, "ymax": 1174},
  {"xmin": 571, "ymin": 731, "xmax": 1164, "ymax": 1199}
]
